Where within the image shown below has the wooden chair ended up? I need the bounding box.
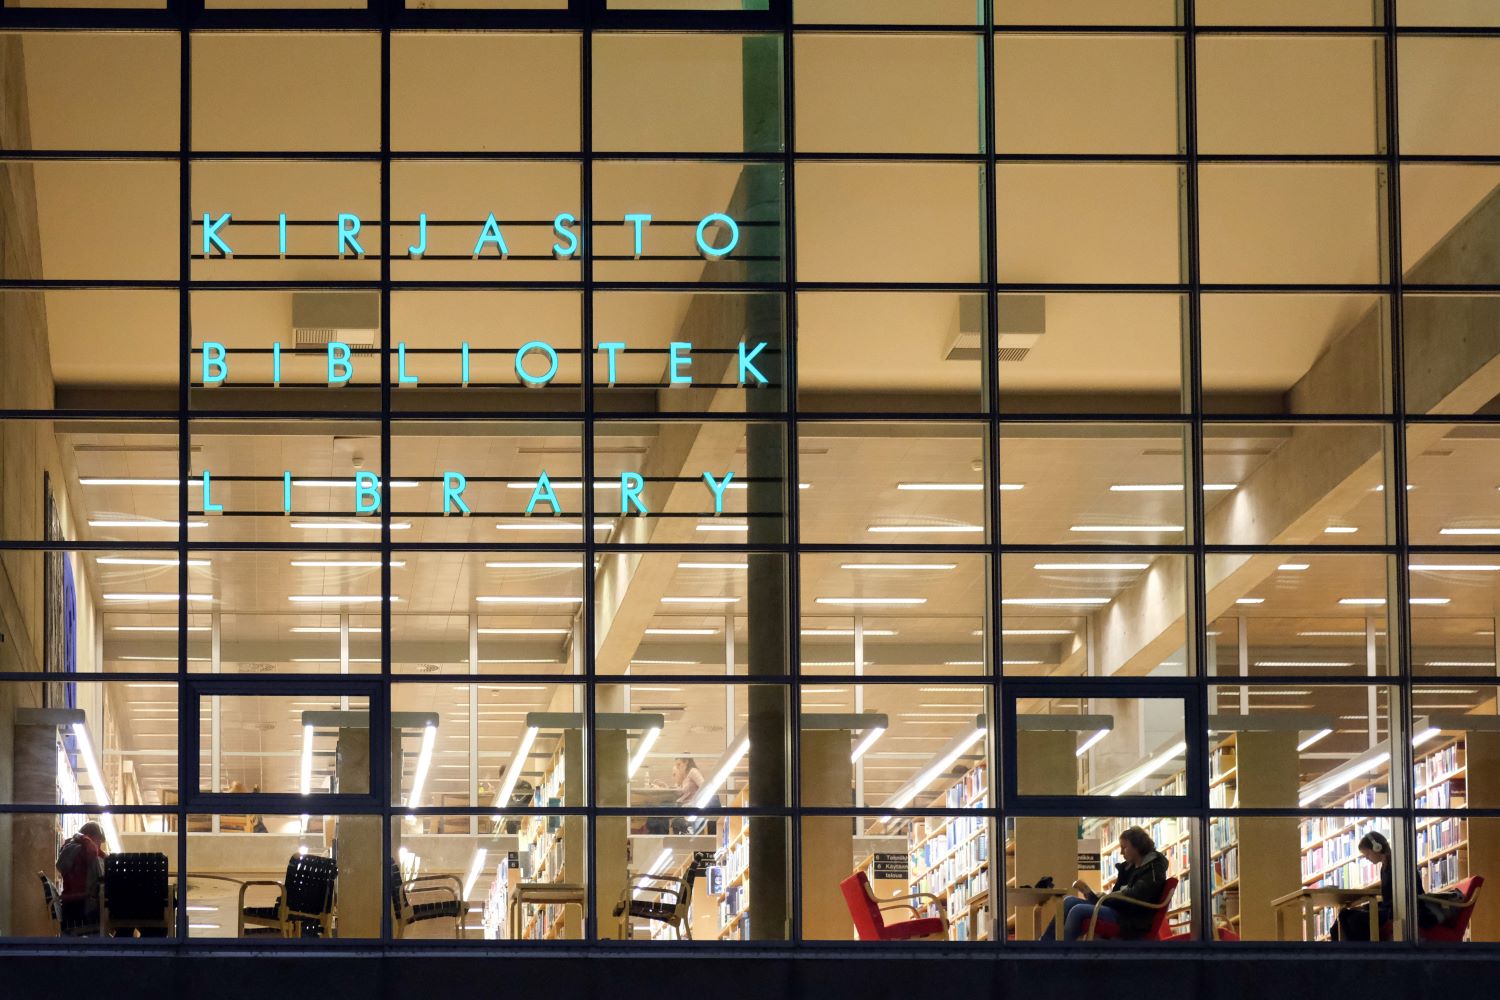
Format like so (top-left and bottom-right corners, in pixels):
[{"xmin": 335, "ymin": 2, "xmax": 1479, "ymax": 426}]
[
  {"xmin": 102, "ymin": 852, "xmax": 172, "ymax": 937},
  {"xmin": 1083, "ymin": 876, "xmax": 1180, "ymax": 941},
  {"xmin": 37, "ymin": 871, "xmax": 94, "ymax": 937},
  {"xmin": 238, "ymin": 854, "xmax": 338, "ymax": 938},
  {"xmin": 389, "ymin": 860, "xmax": 466, "ymax": 939},
  {"xmin": 612, "ymin": 866, "xmax": 697, "ymax": 940},
  {"xmin": 839, "ymin": 870, "xmax": 948, "ymax": 941}
]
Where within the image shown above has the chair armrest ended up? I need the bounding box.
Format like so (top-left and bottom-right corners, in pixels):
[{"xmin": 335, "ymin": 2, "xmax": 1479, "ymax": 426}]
[
  {"xmin": 1420, "ymin": 892, "xmax": 1478, "ymax": 911},
  {"xmin": 1101, "ymin": 891, "xmax": 1170, "ymax": 911},
  {"xmin": 404, "ymin": 874, "xmax": 465, "ymax": 902},
  {"xmin": 237, "ymin": 880, "xmax": 284, "ymax": 911},
  {"xmin": 876, "ymin": 891, "xmax": 947, "ymax": 917}
]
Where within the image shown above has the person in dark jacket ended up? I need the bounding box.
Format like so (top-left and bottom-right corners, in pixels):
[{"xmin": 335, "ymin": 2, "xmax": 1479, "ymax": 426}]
[
  {"xmin": 1041, "ymin": 826, "xmax": 1170, "ymax": 941},
  {"xmin": 56, "ymin": 821, "xmax": 108, "ymax": 931}
]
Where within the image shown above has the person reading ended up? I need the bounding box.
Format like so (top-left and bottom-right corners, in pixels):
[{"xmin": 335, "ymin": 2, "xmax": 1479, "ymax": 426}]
[{"xmin": 1040, "ymin": 826, "xmax": 1169, "ymax": 941}]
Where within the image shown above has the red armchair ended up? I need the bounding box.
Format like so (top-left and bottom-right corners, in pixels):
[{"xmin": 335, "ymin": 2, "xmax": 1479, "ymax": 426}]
[
  {"xmin": 1420, "ymin": 875, "xmax": 1484, "ymax": 943},
  {"xmin": 839, "ymin": 871, "xmax": 949, "ymax": 941},
  {"xmin": 1084, "ymin": 876, "xmax": 1180, "ymax": 941}
]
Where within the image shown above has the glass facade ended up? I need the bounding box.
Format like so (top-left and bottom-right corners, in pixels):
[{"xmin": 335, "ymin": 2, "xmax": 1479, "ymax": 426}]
[{"xmin": 1, "ymin": 0, "xmax": 1499, "ymax": 952}]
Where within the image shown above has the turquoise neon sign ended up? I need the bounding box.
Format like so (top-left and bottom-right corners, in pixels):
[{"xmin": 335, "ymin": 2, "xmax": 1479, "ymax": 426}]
[{"xmin": 199, "ymin": 211, "xmax": 741, "ymax": 261}]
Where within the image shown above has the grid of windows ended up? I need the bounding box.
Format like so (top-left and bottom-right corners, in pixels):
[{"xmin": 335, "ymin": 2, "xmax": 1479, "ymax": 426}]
[{"xmin": 2, "ymin": 0, "xmax": 1500, "ymax": 947}]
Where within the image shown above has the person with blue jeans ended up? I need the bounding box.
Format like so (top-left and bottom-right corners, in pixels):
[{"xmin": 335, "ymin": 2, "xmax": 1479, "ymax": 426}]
[{"xmin": 1040, "ymin": 825, "xmax": 1169, "ymax": 941}]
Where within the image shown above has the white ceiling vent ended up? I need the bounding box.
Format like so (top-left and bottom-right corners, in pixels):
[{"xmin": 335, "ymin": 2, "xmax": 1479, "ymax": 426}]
[
  {"xmin": 944, "ymin": 294, "xmax": 1046, "ymax": 363},
  {"xmin": 293, "ymin": 292, "xmax": 380, "ymax": 350}
]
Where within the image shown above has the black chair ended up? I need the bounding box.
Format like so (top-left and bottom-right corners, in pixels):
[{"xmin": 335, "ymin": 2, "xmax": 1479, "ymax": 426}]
[
  {"xmin": 37, "ymin": 871, "xmax": 95, "ymax": 937},
  {"xmin": 389, "ymin": 860, "xmax": 466, "ymax": 939},
  {"xmin": 612, "ymin": 863, "xmax": 698, "ymax": 940},
  {"xmin": 102, "ymin": 852, "xmax": 172, "ymax": 937},
  {"xmin": 238, "ymin": 854, "xmax": 338, "ymax": 938}
]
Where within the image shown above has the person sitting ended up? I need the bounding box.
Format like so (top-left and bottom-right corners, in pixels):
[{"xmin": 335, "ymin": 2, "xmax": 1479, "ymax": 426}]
[
  {"xmin": 1040, "ymin": 826, "xmax": 1168, "ymax": 941},
  {"xmin": 1331, "ymin": 830, "xmax": 1442, "ymax": 940},
  {"xmin": 56, "ymin": 821, "xmax": 108, "ymax": 932}
]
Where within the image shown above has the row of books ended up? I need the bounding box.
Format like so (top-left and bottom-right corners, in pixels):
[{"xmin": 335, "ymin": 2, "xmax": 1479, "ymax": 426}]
[
  {"xmin": 1416, "ymin": 816, "xmax": 1464, "ymax": 861},
  {"xmin": 911, "ymin": 827, "xmax": 989, "ymax": 901},
  {"xmin": 1413, "ymin": 743, "xmax": 1462, "ymax": 792},
  {"xmin": 1302, "ymin": 827, "xmax": 1382, "ymax": 883},
  {"xmin": 718, "ymin": 886, "xmax": 748, "ymax": 939},
  {"xmin": 1416, "ymin": 780, "xmax": 1461, "ymax": 810},
  {"xmin": 950, "ymin": 906, "xmax": 991, "ymax": 942},
  {"xmin": 942, "ymin": 763, "xmax": 988, "ymax": 809},
  {"xmin": 947, "ymin": 864, "xmax": 989, "ymax": 913},
  {"xmin": 1213, "ymin": 845, "xmax": 1240, "ymax": 887},
  {"xmin": 1209, "ymin": 817, "xmax": 1238, "ymax": 854},
  {"xmin": 1422, "ymin": 851, "xmax": 1465, "ymax": 891}
]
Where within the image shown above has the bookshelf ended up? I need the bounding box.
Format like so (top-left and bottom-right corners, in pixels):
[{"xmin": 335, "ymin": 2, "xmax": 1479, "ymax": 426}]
[
  {"xmin": 905, "ymin": 763, "xmax": 991, "ymax": 942},
  {"xmin": 512, "ymin": 737, "xmax": 577, "ymax": 940},
  {"xmin": 716, "ymin": 786, "xmax": 751, "ymax": 940}
]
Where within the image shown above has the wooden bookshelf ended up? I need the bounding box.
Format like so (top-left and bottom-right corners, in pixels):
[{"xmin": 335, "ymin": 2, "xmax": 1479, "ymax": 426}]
[
  {"xmin": 716, "ymin": 786, "xmax": 751, "ymax": 940},
  {"xmin": 905, "ymin": 763, "xmax": 991, "ymax": 942}
]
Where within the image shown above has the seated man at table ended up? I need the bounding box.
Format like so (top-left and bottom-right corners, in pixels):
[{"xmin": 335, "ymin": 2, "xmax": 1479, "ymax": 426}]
[
  {"xmin": 56, "ymin": 821, "xmax": 108, "ymax": 932},
  {"xmin": 1040, "ymin": 826, "xmax": 1168, "ymax": 941}
]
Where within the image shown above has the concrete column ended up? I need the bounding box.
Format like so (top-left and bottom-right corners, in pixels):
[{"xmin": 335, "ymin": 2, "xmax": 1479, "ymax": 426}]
[{"xmin": 799, "ymin": 730, "xmax": 853, "ymax": 940}]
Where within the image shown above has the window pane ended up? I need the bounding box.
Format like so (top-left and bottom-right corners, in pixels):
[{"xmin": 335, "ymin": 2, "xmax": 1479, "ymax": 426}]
[
  {"xmin": 798, "ymin": 33, "xmax": 981, "ymax": 154},
  {"xmin": 995, "ymin": 34, "xmax": 1181, "ymax": 155},
  {"xmin": 1013, "ymin": 697, "xmax": 1187, "ymax": 798}
]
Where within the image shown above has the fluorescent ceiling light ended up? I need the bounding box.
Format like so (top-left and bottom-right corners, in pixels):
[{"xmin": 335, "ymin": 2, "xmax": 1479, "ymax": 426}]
[
  {"xmin": 493, "ymin": 726, "xmax": 539, "ymax": 817},
  {"xmin": 1001, "ymin": 628, "xmax": 1074, "ymax": 636},
  {"xmin": 1297, "ymin": 630, "xmax": 1365, "ymax": 637},
  {"xmin": 1297, "ymin": 728, "xmax": 1333, "ymax": 752},
  {"xmin": 1278, "ymin": 563, "xmax": 1310, "ymax": 572},
  {"xmin": 290, "ymin": 559, "xmax": 405, "ymax": 568},
  {"xmin": 1441, "ymin": 527, "xmax": 1500, "ymax": 535},
  {"xmin": 290, "ymin": 521, "xmax": 410, "ymax": 531},
  {"xmin": 1236, "ymin": 598, "xmax": 1265, "ymax": 606},
  {"xmin": 1324, "ymin": 526, "xmax": 1359, "ymax": 534},
  {"xmin": 405, "ymin": 723, "xmax": 437, "ymax": 810},
  {"xmin": 661, "ymin": 596, "xmax": 740, "ymax": 604},
  {"xmin": 478, "ymin": 627, "xmax": 571, "ymax": 636},
  {"xmin": 104, "ymin": 593, "xmax": 211, "ymax": 603},
  {"xmin": 841, "ymin": 563, "xmax": 957, "ymax": 571},
  {"xmin": 801, "ymin": 628, "xmax": 897, "ymax": 637},
  {"xmin": 81, "ymin": 478, "xmax": 182, "ymax": 487},
  {"xmin": 1412, "ymin": 598, "xmax": 1452, "ymax": 605},
  {"xmin": 1109, "ymin": 483, "xmax": 1236, "ymax": 492},
  {"xmin": 1033, "ymin": 562, "xmax": 1149, "ymax": 571},
  {"xmin": 495, "ymin": 522, "xmax": 610, "ymax": 532},
  {"xmin": 850, "ymin": 726, "xmax": 886, "ymax": 763},
  {"xmin": 1338, "ymin": 597, "xmax": 1450, "ymax": 606},
  {"xmin": 295, "ymin": 479, "xmax": 419, "ymax": 489},
  {"xmin": 89, "ymin": 519, "xmax": 205, "ymax": 529},
  {"xmin": 1075, "ymin": 729, "xmax": 1109, "ymax": 757},
  {"xmin": 678, "ymin": 561, "xmax": 748, "ymax": 570},
  {"xmin": 1254, "ymin": 660, "xmax": 1356, "ymax": 668},
  {"xmin": 1422, "ymin": 661, "xmax": 1495, "ymax": 668},
  {"xmin": 290, "ymin": 626, "xmax": 382, "ymax": 634},
  {"xmin": 71, "ymin": 723, "xmax": 121, "ymax": 852},
  {"xmin": 288, "ymin": 595, "xmax": 395, "ymax": 604},
  {"xmin": 113, "ymin": 625, "xmax": 210, "ymax": 632},
  {"xmin": 629, "ymin": 659, "xmax": 700, "ymax": 666},
  {"xmin": 1069, "ymin": 525, "xmax": 1183, "ymax": 533},
  {"xmin": 998, "ymin": 484, "xmax": 1024, "ymax": 491},
  {"xmin": 486, "ymin": 561, "xmax": 584, "ymax": 569},
  {"xmin": 627, "ymin": 727, "xmax": 661, "ymax": 778},
  {"xmin": 867, "ymin": 525, "xmax": 983, "ymax": 534},
  {"xmin": 696, "ymin": 523, "xmax": 749, "ymax": 532},
  {"xmin": 1411, "ymin": 564, "xmax": 1500, "ymax": 572},
  {"xmin": 885, "ymin": 725, "xmax": 987, "ymax": 811},
  {"xmin": 97, "ymin": 556, "xmax": 210, "ymax": 567},
  {"xmin": 1300, "ymin": 751, "xmax": 1389, "ymax": 806},
  {"xmin": 695, "ymin": 734, "xmax": 751, "ymax": 809},
  {"xmin": 475, "ymin": 596, "xmax": 582, "ymax": 604},
  {"xmin": 1001, "ymin": 597, "xmax": 1109, "ymax": 606},
  {"xmin": 462, "ymin": 848, "xmax": 489, "ymax": 901},
  {"xmin": 897, "ymin": 483, "xmax": 982, "ymax": 492},
  {"xmin": 815, "ymin": 597, "xmax": 926, "ymax": 606},
  {"xmin": 1110, "ymin": 741, "xmax": 1187, "ymax": 797}
]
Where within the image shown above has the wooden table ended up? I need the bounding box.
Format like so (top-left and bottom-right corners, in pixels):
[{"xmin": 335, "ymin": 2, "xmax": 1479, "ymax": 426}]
[
  {"xmin": 1271, "ymin": 886, "xmax": 1382, "ymax": 941},
  {"xmin": 1007, "ymin": 885, "xmax": 1073, "ymax": 941},
  {"xmin": 509, "ymin": 882, "xmax": 587, "ymax": 940}
]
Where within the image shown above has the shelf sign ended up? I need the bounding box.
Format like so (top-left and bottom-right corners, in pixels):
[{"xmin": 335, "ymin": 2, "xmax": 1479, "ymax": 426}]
[
  {"xmin": 872, "ymin": 852, "xmax": 909, "ymax": 881},
  {"xmin": 1077, "ymin": 840, "xmax": 1101, "ymax": 872},
  {"xmin": 708, "ymin": 865, "xmax": 725, "ymax": 896},
  {"xmin": 506, "ymin": 851, "xmax": 520, "ymax": 870}
]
